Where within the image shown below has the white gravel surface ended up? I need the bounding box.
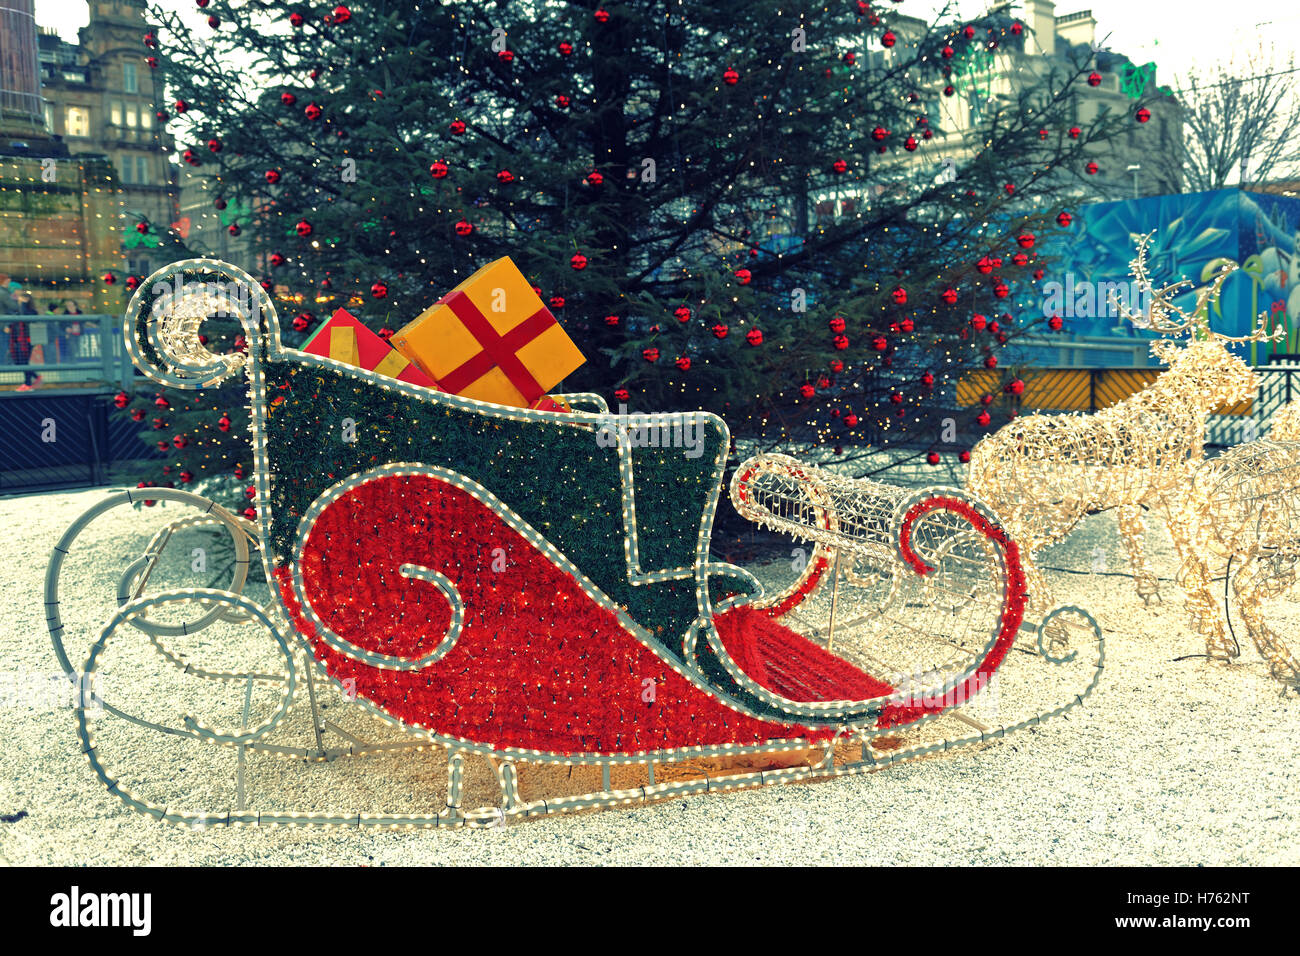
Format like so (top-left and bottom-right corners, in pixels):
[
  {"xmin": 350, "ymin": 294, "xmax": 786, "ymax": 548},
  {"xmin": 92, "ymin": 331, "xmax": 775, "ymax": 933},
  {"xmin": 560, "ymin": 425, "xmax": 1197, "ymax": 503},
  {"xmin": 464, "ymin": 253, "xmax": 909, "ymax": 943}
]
[{"xmin": 2, "ymin": 485, "xmax": 1298, "ymax": 866}]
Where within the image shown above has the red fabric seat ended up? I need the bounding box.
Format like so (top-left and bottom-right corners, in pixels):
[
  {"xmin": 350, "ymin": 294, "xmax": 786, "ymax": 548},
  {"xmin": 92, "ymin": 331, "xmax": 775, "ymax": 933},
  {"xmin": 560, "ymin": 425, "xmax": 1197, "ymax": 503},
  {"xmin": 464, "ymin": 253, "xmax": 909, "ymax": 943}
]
[{"xmin": 714, "ymin": 606, "xmax": 894, "ymax": 703}]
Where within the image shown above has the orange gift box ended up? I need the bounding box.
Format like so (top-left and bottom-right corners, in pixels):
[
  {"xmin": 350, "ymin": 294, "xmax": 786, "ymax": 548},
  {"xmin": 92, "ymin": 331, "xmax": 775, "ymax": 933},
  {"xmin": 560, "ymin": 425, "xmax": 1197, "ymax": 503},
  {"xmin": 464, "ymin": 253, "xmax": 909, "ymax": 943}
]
[
  {"xmin": 301, "ymin": 308, "xmax": 438, "ymax": 389},
  {"xmin": 390, "ymin": 258, "xmax": 585, "ymax": 407}
]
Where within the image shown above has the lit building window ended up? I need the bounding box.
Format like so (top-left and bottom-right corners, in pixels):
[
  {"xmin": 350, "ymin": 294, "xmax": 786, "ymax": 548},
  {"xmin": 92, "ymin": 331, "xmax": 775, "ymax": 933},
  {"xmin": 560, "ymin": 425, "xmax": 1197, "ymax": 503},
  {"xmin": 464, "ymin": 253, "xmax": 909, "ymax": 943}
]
[
  {"xmin": 66, "ymin": 107, "xmax": 90, "ymax": 137},
  {"xmin": 110, "ymin": 100, "xmax": 122, "ymax": 126},
  {"xmin": 125, "ymin": 104, "xmax": 137, "ymax": 127}
]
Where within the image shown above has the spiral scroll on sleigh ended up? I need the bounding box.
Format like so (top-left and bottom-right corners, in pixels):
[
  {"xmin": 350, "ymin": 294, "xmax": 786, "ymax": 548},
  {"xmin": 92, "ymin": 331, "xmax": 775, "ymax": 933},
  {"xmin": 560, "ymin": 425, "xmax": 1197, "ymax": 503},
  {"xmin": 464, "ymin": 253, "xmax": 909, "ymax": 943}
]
[
  {"xmin": 123, "ymin": 258, "xmax": 280, "ymax": 390},
  {"xmin": 729, "ymin": 454, "xmax": 1032, "ymax": 696}
]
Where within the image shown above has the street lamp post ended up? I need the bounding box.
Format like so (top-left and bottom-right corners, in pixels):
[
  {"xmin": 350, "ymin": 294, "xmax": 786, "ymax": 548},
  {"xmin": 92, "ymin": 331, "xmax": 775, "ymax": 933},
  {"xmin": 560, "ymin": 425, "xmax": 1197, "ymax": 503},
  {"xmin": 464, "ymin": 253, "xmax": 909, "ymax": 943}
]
[{"xmin": 1126, "ymin": 163, "xmax": 1141, "ymax": 199}]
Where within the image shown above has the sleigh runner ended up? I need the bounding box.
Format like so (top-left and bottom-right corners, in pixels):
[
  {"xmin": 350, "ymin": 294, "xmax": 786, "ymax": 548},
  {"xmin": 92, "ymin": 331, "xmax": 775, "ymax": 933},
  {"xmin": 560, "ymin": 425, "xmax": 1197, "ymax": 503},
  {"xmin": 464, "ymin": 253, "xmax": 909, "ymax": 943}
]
[{"xmin": 46, "ymin": 259, "xmax": 1103, "ymax": 828}]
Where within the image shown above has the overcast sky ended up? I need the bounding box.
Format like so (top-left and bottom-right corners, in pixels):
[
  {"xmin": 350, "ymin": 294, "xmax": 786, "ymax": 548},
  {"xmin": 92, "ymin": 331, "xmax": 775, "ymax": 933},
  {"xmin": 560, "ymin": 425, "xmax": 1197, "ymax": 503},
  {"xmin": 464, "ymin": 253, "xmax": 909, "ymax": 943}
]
[{"xmin": 32, "ymin": 0, "xmax": 1300, "ymax": 85}]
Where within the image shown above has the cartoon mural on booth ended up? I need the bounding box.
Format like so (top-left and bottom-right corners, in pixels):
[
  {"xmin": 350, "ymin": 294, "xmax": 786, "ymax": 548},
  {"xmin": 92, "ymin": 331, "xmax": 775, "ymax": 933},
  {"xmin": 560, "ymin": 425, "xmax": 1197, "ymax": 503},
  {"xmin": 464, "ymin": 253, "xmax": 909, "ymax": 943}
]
[{"xmin": 1040, "ymin": 189, "xmax": 1300, "ymax": 365}]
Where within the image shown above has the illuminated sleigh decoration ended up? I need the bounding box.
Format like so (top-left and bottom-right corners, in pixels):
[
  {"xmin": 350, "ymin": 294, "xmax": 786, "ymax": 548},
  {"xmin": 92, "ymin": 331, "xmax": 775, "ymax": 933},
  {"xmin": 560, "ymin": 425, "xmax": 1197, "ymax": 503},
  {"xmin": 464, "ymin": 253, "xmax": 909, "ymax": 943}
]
[{"xmin": 46, "ymin": 259, "xmax": 1102, "ymax": 830}]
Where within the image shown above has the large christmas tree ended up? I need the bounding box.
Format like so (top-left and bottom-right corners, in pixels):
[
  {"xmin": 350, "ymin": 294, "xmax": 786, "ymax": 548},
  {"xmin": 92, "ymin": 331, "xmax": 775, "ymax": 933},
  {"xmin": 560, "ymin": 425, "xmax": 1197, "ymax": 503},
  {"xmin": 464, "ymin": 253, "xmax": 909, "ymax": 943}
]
[{"xmin": 115, "ymin": 0, "xmax": 1155, "ymax": 508}]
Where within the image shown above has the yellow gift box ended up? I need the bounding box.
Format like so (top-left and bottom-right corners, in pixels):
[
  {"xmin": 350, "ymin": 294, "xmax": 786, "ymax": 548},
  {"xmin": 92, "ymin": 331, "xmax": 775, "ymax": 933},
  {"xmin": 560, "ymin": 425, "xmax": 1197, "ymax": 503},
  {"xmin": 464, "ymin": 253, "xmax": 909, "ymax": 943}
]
[{"xmin": 390, "ymin": 257, "xmax": 586, "ymax": 407}]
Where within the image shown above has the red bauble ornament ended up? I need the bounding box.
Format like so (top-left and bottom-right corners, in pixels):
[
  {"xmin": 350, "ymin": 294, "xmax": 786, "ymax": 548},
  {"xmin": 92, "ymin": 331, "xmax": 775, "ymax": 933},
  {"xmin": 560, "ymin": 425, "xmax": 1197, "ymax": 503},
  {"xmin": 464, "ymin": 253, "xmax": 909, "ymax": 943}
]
[
  {"xmin": 829, "ymin": 359, "xmax": 844, "ymax": 373},
  {"xmin": 585, "ymin": 170, "xmax": 603, "ymax": 186},
  {"xmin": 281, "ymin": 92, "xmax": 297, "ymax": 106},
  {"xmin": 970, "ymin": 314, "xmax": 987, "ymax": 330},
  {"xmin": 891, "ymin": 286, "xmax": 907, "ymax": 305},
  {"xmin": 454, "ymin": 219, "xmax": 473, "ymax": 236},
  {"xmin": 549, "ymin": 295, "xmax": 565, "ymax": 309},
  {"xmin": 963, "ymin": 24, "xmax": 976, "ymax": 39},
  {"xmin": 872, "ymin": 335, "xmax": 888, "ymax": 351},
  {"xmin": 746, "ymin": 329, "xmax": 763, "ymax": 346},
  {"xmin": 890, "ymin": 391, "xmax": 904, "ymax": 405},
  {"xmin": 182, "ymin": 149, "xmax": 198, "ymax": 166},
  {"xmin": 292, "ymin": 313, "xmax": 310, "ymax": 332},
  {"xmin": 180, "ymin": 470, "xmax": 193, "ymax": 483},
  {"xmin": 871, "ymin": 126, "xmax": 888, "ymax": 141},
  {"xmin": 207, "ymin": 15, "xmax": 220, "ymax": 28},
  {"xmin": 942, "ymin": 45, "xmax": 954, "ymax": 59},
  {"xmin": 227, "ymin": 224, "xmax": 241, "ymax": 237},
  {"xmin": 642, "ymin": 347, "xmax": 659, "ymax": 363},
  {"xmin": 904, "ymin": 136, "xmax": 918, "ymax": 151},
  {"xmin": 269, "ymin": 252, "xmax": 285, "ymax": 267},
  {"xmin": 558, "ymin": 41, "xmax": 573, "ymax": 55},
  {"xmin": 430, "ymin": 160, "xmax": 449, "ymax": 179},
  {"xmin": 332, "ymin": 5, "xmax": 352, "ymax": 23},
  {"xmin": 603, "ymin": 314, "xmax": 619, "ymax": 327},
  {"xmin": 829, "ymin": 316, "xmax": 846, "ymax": 333},
  {"xmin": 154, "ymin": 395, "xmax": 170, "ymax": 409},
  {"xmin": 831, "ymin": 158, "xmax": 848, "ymax": 174},
  {"xmin": 1085, "ymin": 161, "xmax": 1099, "ymax": 175},
  {"xmin": 1016, "ymin": 232, "xmax": 1035, "ymax": 248},
  {"xmin": 833, "ymin": 334, "xmax": 850, "ymax": 350},
  {"xmin": 594, "ymin": 8, "xmax": 610, "ymax": 23},
  {"xmin": 941, "ymin": 287, "xmax": 959, "ymax": 304},
  {"xmin": 734, "ymin": 268, "xmax": 751, "ymax": 285},
  {"xmin": 217, "ymin": 414, "xmax": 232, "ymax": 432},
  {"xmin": 984, "ymin": 355, "xmax": 998, "ymax": 369},
  {"xmin": 1068, "ymin": 125, "xmax": 1081, "ymax": 139},
  {"xmin": 371, "ymin": 282, "xmax": 388, "ymax": 299},
  {"xmin": 570, "ymin": 253, "xmax": 587, "ymax": 270},
  {"xmin": 496, "ymin": 169, "xmax": 515, "ymax": 184},
  {"xmin": 723, "ymin": 68, "xmax": 739, "ymax": 85},
  {"xmin": 264, "ymin": 169, "xmax": 281, "ymax": 184},
  {"xmin": 555, "ymin": 94, "xmax": 571, "ymax": 109},
  {"xmin": 674, "ymin": 306, "xmax": 691, "ymax": 323},
  {"xmin": 102, "ymin": 272, "xmax": 117, "ymax": 285},
  {"xmin": 976, "ymin": 255, "xmax": 993, "ymax": 274},
  {"xmin": 304, "ymin": 103, "xmax": 322, "ymax": 120},
  {"xmin": 921, "ymin": 372, "xmax": 934, "ymax": 387},
  {"xmin": 1087, "ymin": 71, "xmax": 1102, "ymax": 87},
  {"xmin": 674, "ymin": 355, "xmax": 691, "ymax": 371},
  {"xmin": 113, "ymin": 391, "xmax": 129, "ymax": 409},
  {"xmin": 1005, "ymin": 378, "xmax": 1026, "ymax": 395},
  {"xmin": 993, "ymin": 281, "xmax": 1010, "ymax": 298},
  {"xmin": 711, "ymin": 323, "xmax": 729, "ymax": 339},
  {"xmin": 927, "ymin": 452, "xmax": 941, "ymax": 465},
  {"xmin": 899, "ymin": 317, "xmax": 914, "ymax": 333},
  {"xmin": 1048, "ymin": 315, "xmax": 1064, "ymax": 331},
  {"xmin": 295, "ymin": 219, "xmax": 313, "ymax": 237},
  {"xmin": 881, "ymin": 30, "xmax": 896, "ymax": 47},
  {"xmin": 943, "ymin": 84, "xmax": 955, "ymax": 97},
  {"xmin": 843, "ymin": 413, "xmax": 859, "ymax": 428},
  {"xmin": 799, "ymin": 383, "xmax": 816, "ymax": 399},
  {"xmin": 1135, "ymin": 107, "xmax": 1151, "ymax": 124},
  {"xmin": 207, "ymin": 138, "xmax": 221, "ymax": 153},
  {"xmin": 976, "ymin": 410, "xmax": 992, "ymax": 427},
  {"xmin": 125, "ymin": 275, "xmax": 140, "ymax": 291},
  {"xmin": 289, "ymin": 12, "xmax": 304, "ymax": 27}
]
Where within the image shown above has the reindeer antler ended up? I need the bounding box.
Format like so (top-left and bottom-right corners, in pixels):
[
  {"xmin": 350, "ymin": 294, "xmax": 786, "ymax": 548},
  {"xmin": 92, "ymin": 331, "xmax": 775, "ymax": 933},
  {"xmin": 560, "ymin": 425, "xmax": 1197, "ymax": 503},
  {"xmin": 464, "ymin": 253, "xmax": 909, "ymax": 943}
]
[{"xmin": 1115, "ymin": 232, "xmax": 1282, "ymax": 345}]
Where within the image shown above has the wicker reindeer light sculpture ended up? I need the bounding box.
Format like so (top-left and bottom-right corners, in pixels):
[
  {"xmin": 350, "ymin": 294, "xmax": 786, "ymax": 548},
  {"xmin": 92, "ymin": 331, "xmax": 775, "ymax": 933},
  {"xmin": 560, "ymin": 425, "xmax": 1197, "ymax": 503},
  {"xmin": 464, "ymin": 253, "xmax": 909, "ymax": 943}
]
[
  {"xmin": 968, "ymin": 235, "xmax": 1273, "ymax": 608},
  {"xmin": 1173, "ymin": 436, "xmax": 1300, "ymax": 685}
]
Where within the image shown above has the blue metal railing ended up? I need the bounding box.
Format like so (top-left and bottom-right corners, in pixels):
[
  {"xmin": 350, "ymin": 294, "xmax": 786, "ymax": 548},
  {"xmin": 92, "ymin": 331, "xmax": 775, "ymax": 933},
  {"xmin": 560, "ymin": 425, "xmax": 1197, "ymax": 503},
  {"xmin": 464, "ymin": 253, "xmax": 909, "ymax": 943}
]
[{"xmin": 0, "ymin": 314, "xmax": 129, "ymax": 391}]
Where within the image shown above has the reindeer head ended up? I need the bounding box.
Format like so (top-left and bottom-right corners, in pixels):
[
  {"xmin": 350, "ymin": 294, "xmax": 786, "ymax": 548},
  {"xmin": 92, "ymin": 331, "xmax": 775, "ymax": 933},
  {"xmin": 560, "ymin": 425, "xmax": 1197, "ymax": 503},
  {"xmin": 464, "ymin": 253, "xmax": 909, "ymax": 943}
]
[
  {"xmin": 1150, "ymin": 337, "xmax": 1259, "ymax": 408},
  {"xmin": 1120, "ymin": 233, "xmax": 1278, "ymax": 410}
]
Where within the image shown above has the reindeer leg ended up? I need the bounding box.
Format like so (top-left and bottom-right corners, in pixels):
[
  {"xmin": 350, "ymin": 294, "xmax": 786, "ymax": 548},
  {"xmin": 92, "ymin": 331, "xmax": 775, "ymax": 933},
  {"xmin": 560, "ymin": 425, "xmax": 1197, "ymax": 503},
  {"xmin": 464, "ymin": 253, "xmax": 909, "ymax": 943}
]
[
  {"xmin": 1116, "ymin": 503, "xmax": 1161, "ymax": 604},
  {"xmin": 1233, "ymin": 550, "xmax": 1300, "ymax": 686},
  {"xmin": 1162, "ymin": 497, "xmax": 1228, "ymax": 654}
]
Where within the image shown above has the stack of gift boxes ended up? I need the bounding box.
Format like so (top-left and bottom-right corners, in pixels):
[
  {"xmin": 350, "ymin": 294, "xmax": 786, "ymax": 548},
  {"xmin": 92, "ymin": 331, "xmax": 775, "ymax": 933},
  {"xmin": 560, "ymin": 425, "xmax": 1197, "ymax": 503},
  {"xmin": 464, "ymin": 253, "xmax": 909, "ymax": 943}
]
[{"xmin": 302, "ymin": 257, "xmax": 585, "ymax": 411}]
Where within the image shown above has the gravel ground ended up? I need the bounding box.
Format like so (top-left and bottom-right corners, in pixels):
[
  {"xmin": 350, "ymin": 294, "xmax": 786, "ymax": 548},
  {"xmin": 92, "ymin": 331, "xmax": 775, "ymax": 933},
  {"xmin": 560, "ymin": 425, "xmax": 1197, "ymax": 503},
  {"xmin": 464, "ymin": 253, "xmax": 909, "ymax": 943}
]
[{"xmin": 1, "ymin": 484, "xmax": 1298, "ymax": 866}]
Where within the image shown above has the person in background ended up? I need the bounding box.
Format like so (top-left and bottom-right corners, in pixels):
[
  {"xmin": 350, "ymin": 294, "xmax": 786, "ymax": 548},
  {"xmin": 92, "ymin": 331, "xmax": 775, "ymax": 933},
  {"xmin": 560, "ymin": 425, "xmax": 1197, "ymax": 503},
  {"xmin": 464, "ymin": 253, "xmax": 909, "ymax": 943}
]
[
  {"xmin": 63, "ymin": 299, "xmax": 84, "ymax": 361},
  {"xmin": 46, "ymin": 301, "xmax": 69, "ymax": 364},
  {"xmin": 7, "ymin": 285, "xmax": 40, "ymax": 390},
  {"xmin": 0, "ymin": 272, "xmax": 15, "ymax": 315}
]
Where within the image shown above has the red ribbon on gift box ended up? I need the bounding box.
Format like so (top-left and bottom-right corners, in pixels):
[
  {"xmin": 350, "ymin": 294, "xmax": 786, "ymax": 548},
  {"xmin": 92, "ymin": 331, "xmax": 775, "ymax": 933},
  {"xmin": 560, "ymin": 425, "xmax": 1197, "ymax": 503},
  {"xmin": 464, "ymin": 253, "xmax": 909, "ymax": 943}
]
[{"xmin": 434, "ymin": 290, "xmax": 556, "ymax": 403}]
